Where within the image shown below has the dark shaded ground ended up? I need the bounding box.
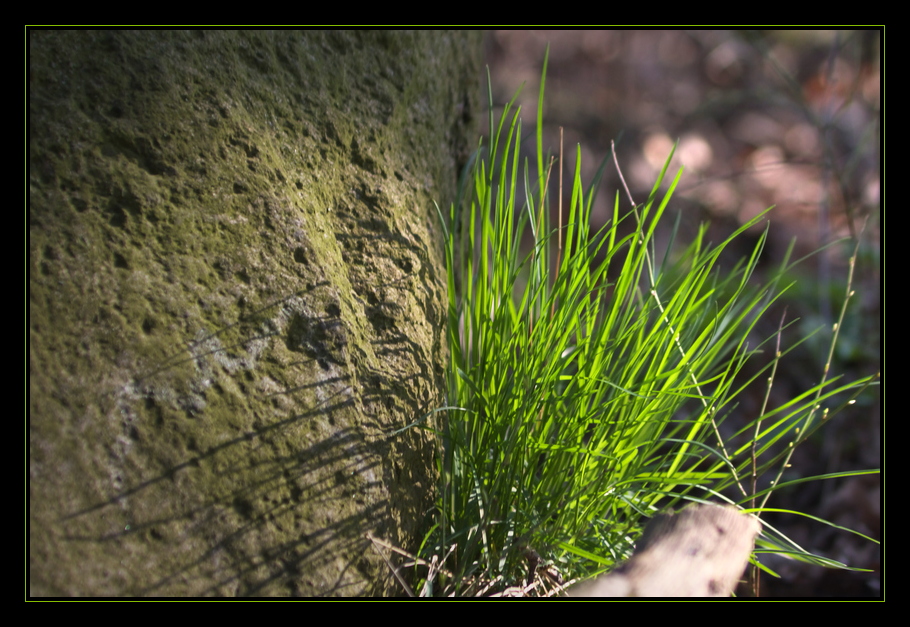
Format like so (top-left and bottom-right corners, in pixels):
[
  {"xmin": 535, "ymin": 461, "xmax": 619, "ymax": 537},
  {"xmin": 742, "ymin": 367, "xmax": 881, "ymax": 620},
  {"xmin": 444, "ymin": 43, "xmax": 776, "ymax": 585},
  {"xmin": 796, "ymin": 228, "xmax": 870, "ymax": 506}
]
[{"xmin": 484, "ymin": 30, "xmax": 880, "ymax": 598}]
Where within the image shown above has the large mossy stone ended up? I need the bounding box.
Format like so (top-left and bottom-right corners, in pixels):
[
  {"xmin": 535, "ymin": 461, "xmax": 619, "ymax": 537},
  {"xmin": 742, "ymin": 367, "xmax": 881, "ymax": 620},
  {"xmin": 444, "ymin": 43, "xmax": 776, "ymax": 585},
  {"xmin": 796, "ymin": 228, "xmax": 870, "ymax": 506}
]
[{"xmin": 29, "ymin": 29, "xmax": 482, "ymax": 596}]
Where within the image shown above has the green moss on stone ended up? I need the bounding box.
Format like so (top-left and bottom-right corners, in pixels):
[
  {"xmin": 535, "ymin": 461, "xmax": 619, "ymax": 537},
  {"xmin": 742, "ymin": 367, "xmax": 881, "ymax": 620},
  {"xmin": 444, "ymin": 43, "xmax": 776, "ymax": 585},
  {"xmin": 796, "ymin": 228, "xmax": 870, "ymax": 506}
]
[{"xmin": 29, "ymin": 30, "xmax": 482, "ymax": 597}]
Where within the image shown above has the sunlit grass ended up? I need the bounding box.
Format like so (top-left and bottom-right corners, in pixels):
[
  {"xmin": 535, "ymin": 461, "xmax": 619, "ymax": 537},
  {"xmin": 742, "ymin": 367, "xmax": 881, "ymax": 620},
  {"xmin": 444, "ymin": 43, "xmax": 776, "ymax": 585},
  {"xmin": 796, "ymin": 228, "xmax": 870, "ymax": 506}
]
[{"xmin": 407, "ymin": 50, "xmax": 879, "ymax": 597}]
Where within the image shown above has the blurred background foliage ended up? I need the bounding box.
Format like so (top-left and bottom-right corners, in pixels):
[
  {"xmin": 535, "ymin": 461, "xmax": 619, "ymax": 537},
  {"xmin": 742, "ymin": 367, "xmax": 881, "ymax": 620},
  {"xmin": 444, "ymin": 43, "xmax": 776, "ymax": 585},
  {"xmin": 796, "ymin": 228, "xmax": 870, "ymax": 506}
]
[{"xmin": 482, "ymin": 29, "xmax": 880, "ymax": 597}]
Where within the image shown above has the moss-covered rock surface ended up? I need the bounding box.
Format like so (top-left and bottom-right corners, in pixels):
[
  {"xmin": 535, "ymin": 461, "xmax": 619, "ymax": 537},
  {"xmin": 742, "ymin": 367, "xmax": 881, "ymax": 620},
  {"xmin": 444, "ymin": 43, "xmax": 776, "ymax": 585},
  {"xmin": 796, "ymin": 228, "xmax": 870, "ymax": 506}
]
[{"xmin": 29, "ymin": 30, "xmax": 482, "ymax": 596}]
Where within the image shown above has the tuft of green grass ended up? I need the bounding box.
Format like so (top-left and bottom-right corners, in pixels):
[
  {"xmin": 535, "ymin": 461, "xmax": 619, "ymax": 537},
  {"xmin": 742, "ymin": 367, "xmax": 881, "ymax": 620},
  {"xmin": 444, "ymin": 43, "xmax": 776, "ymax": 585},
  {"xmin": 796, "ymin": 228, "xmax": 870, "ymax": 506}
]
[{"xmin": 407, "ymin": 51, "xmax": 878, "ymax": 597}]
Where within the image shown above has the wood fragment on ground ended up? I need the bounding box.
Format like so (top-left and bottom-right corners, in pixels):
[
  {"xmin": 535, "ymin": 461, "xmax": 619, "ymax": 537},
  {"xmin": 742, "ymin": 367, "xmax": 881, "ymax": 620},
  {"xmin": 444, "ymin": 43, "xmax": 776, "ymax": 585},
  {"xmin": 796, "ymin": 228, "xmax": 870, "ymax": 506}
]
[{"xmin": 569, "ymin": 503, "xmax": 761, "ymax": 597}]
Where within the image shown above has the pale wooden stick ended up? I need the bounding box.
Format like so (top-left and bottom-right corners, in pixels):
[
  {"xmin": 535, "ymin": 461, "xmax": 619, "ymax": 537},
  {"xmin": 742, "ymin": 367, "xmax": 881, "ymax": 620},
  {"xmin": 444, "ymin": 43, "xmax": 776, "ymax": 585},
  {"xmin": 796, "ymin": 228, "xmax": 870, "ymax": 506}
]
[{"xmin": 569, "ymin": 503, "xmax": 761, "ymax": 597}]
